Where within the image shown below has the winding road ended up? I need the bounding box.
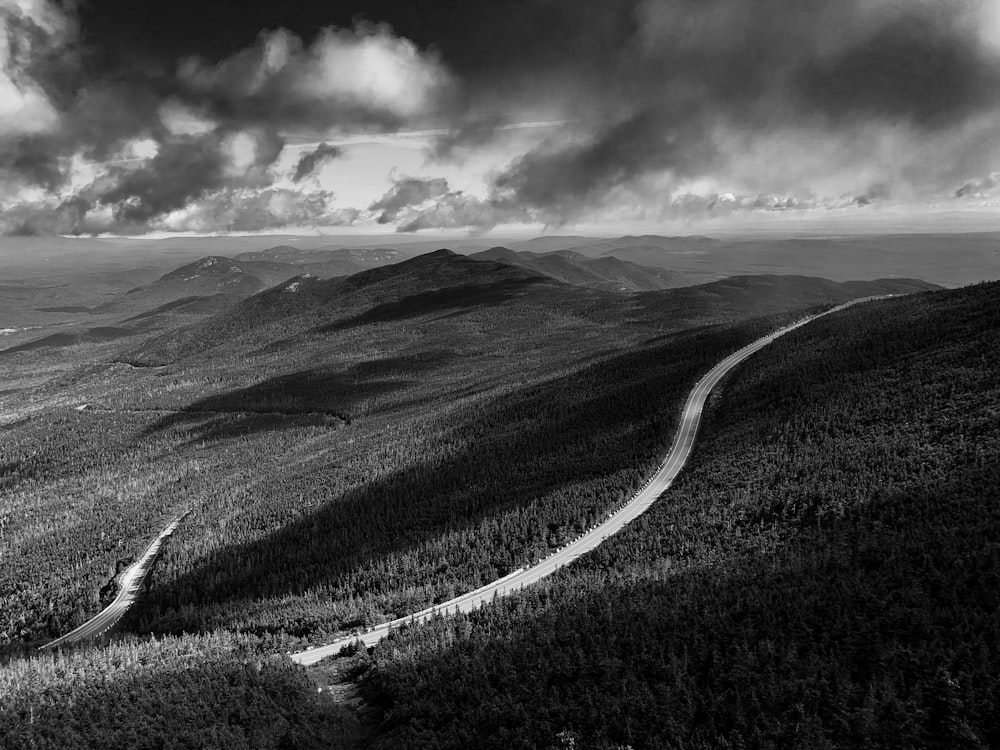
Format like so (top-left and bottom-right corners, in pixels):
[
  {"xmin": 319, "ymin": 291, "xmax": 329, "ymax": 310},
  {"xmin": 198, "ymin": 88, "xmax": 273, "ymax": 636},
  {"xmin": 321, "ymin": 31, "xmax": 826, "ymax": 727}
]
[
  {"xmin": 291, "ymin": 298, "xmax": 882, "ymax": 666},
  {"xmin": 41, "ymin": 511, "xmax": 188, "ymax": 649}
]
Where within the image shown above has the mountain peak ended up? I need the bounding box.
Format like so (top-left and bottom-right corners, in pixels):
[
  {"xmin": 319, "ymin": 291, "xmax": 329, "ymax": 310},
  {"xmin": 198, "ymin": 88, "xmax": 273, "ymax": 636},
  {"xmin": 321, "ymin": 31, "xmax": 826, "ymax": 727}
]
[{"xmin": 160, "ymin": 256, "xmax": 248, "ymax": 282}]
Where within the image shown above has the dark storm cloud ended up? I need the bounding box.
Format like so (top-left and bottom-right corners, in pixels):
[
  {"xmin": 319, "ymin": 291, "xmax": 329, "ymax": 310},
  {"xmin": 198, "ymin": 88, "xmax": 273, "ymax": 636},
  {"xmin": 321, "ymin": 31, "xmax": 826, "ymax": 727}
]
[
  {"xmin": 955, "ymin": 173, "xmax": 1000, "ymax": 199},
  {"xmin": 428, "ymin": 116, "xmax": 506, "ymax": 162},
  {"xmin": 88, "ymin": 136, "xmax": 231, "ymax": 224},
  {"xmin": 460, "ymin": 0, "xmax": 1000, "ymax": 223},
  {"xmin": 4, "ymin": 128, "xmax": 288, "ymax": 235},
  {"xmin": 795, "ymin": 15, "xmax": 996, "ymax": 127},
  {"xmin": 853, "ymin": 183, "xmax": 892, "ymax": 207},
  {"xmin": 7, "ymin": 0, "xmax": 1000, "ymax": 235},
  {"xmin": 0, "ymin": 1, "xmax": 455, "ymax": 234},
  {"xmin": 493, "ymin": 105, "xmax": 719, "ymax": 216},
  {"xmin": 291, "ymin": 142, "xmax": 342, "ymax": 182},
  {"xmin": 369, "ymin": 177, "xmax": 450, "ymax": 223},
  {"xmin": 94, "ymin": 128, "xmax": 283, "ymax": 224}
]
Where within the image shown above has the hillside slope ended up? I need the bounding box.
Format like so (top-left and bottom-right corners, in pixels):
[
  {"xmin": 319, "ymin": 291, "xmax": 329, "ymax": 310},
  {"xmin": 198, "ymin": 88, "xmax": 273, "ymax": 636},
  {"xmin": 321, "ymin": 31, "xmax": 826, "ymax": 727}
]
[
  {"xmin": 94, "ymin": 256, "xmax": 267, "ymax": 313},
  {"xmin": 122, "ymin": 251, "xmax": 936, "ymax": 367},
  {"xmin": 360, "ymin": 282, "xmax": 1000, "ymax": 750},
  {"xmin": 469, "ymin": 246, "xmax": 687, "ymax": 291},
  {"xmin": 510, "ymin": 233, "xmax": 999, "ymax": 287},
  {"xmin": 233, "ymin": 245, "xmax": 408, "ymax": 277}
]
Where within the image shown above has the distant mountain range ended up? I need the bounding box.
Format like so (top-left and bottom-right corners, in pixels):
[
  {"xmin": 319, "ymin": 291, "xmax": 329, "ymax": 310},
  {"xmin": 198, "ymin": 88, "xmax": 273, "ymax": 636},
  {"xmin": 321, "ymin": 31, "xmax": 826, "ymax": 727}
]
[
  {"xmin": 468, "ymin": 246, "xmax": 686, "ymax": 291},
  {"xmin": 506, "ymin": 233, "xmax": 998, "ymax": 287},
  {"xmin": 232, "ymin": 245, "xmax": 408, "ymax": 277},
  {"xmin": 83, "ymin": 248, "xmax": 412, "ymax": 314},
  {"xmin": 122, "ymin": 248, "xmax": 938, "ymax": 367}
]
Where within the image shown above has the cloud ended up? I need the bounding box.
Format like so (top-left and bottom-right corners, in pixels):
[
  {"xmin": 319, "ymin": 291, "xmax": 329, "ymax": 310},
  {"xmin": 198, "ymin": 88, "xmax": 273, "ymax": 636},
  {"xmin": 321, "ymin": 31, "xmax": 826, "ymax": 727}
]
[
  {"xmin": 7, "ymin": 0, "xmax": 1000, "ymax": 235},
  {"xmin": 1, "ymin": 185, "xmax": 359, "ymax": 236},
  {"xmin": 0, "ymin": 11, "xmax": 461, "ymax": 235},
  {"xmin": 2, "ymin": 127, "xmax": 291, "ymax": 235},
  {"xmin": 89, "ymin": 128, "xmax": 282, "ymax": 223},
  {"xmin": 291, "ymin": 142, "xmax": 342, "ymax": 182},
  {"xmin": 0, "ymin": 0, "xmax": 73, "ymax": 139},
  {"xmin": 492, "ymin": 105, "xmax": 718, "ymax": 220},
  {"xmin": 469, "ymin": 0, "xmax": 1000, "ymax": 222},
  {"xmin": 157, "ymin": 188, "xmax": 359, "ymax": 233},
  {"xmin": 364, "ymin": 175, "xmax": 529, "ymax": 232},
  {"xmin": 368, "ymin": 176, "xmax": 450, "ymax": 223},
  {"xmin": 396, "ymin": 192, "xmax": 527, "ymax": 233},
  {"xmin": 0, "ymin": 0, "xmax": 80, "ymax": 190},
  {"xmin": 177, "ymin": 24, "xmax": 452, "ymax": 132},
  {"xmin": 955, "ymin": 172, "xmax": 1000, "ymax": 198}
]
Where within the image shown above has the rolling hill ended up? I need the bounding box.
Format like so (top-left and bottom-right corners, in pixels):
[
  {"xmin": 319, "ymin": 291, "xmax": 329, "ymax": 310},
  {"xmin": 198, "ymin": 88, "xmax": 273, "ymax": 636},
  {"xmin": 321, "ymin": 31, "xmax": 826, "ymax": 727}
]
[
  {"xmin": 360, "ymin": 280, "xmax": 1000, "ymax": 750},
  {"xmin": 468, "ymin": 246, "xmax": 687, "ymax": 291},
  {"xmin": 121, "ymin": 250, "xmax": 936, "ymax": 368},
  {"xmin": 95, "ymin": 256, "xmax": 268, "ymax": 313},
  {"xmin": 509, "ymin": 233, "xmax": 1000, "ymax": 287},
  {"xmin": 233, "ymin": 245, "xmax": 411, "ymax": 278},
  {"xmin": 1, "ymin": 245, "xmax": 936, "ymax": 655},
  {"xmin": 1, "ymin": 274, "xmax": 989, "ymax": 750}
]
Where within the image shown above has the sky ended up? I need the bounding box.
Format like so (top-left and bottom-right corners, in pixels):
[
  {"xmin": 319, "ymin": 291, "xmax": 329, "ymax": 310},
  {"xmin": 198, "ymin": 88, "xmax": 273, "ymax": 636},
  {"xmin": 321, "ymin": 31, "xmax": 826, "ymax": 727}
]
[{"xmin": 2, "ymin": 0, "xmax": 1000, "ymax": 237}]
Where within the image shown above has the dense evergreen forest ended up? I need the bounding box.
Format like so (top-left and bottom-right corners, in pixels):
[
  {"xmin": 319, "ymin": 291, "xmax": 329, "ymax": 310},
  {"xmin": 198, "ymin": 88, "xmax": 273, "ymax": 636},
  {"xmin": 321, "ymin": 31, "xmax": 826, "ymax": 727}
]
[
  {"xmin": 0, "ymin": 248, "xmax": 956, "ymax": 747},
  {"xmin": 354, "ymin": 281, "xmax": 1000, "ymax": 749},
  {"xmin": 3, "ymin": 253, "xmax": 926, "ymax": 651},
  {"xmin": 0, "ymin": 634, "xmax": 360, "ymax": 750},
  {"xmin": 127, "ymin": 316, "xmax": 784, "ymax": 640}
]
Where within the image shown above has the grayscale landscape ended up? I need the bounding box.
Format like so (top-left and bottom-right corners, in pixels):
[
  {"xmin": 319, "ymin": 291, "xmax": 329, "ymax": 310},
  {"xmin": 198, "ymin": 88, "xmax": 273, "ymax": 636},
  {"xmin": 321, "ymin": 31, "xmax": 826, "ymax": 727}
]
[{"xmin": 1, "ymin": 1, "xmax": 1000, "ymax": 749}]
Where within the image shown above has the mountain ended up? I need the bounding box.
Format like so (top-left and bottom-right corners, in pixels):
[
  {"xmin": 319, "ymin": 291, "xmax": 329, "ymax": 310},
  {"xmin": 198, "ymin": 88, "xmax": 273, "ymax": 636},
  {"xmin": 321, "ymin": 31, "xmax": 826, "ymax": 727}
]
[
  {"xmin": 0, "ymin": 326, "xmax": 135, "ymax": 356},
  {"xmin": 122, "ymin": 250, "xmax": 936, "ymax": 370},
  {"xmin": 121, "ymin": 293, "xmax": 246, "ymax": 327},
  {"xmin": 87, "ymin": 254, "xmax": 335, "ymax": 316},
  {"xmin": 358, "ymin": 280, "xmax": 1000, "ymax": 750},
  {"xmin": 233, "ymin": 245, "xmax": 411, "ymax": 278},
  {"xmin": 509, "ymin": 233, "xmax": 999, "ymax": 287},
  {"xmin": 121, "ymin": 249, "xmax": 568, "ymax": 366},
  {"xmin": 90, "ymin": 256, "xmax": 266, "ymax": 313},
  {"xmin": 468, "ymin": 246, "xmax": 687, "ymax": 291},
  {"xmin": 632, "ymin": 274, "xmax": 939, "ymax": 325},
  {"xmin": 507, "ymin": 235, "xmax": 612, "ymax": 253}
]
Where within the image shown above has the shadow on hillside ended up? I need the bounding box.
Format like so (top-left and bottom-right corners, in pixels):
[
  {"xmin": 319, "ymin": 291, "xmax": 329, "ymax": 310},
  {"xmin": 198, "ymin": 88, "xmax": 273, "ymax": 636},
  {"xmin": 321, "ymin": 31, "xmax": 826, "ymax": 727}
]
[
  {"xmin": 360, "ymin": 462, "xmax": 1000, "ymax": 749},
  {"xmin": 0, "ymin": 326, "xmax": 135, "ymax": 356},
  {"xmin": 126, "ymin": 326, "xmax": 751, "ymax": 638},
  {"xmin": 319, "ymin": 278, "xmax": 546, "ymax": 332},
  {"xmin": 143, "ymin": 350, "xmax": 456, "ymax": 443}
]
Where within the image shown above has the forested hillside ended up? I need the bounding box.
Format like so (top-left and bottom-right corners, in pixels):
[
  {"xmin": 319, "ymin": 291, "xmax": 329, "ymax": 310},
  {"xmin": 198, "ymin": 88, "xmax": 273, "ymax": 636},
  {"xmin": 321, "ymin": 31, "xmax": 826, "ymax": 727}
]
[
  {"xmin": 0, "ymin": 634, "xmax": 359, "ymax": 750},
  {"xmin": 469, "ymin": 246, "xmax": 687, "ymax": 291},
  {"xmin": 357, "ymin": 282, "xmax": 1000, "ymax": 749},
  {"xmin": 2, "ymin": 251, "xmax": 932, "ymax": 652}
]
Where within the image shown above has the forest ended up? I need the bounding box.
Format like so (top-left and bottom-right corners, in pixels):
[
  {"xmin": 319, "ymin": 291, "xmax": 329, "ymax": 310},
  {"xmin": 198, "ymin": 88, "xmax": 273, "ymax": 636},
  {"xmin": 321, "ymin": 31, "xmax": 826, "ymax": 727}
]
[
  {"xmin": 0, "ymin": 248, "xmax": 967, "ymax": 747},
  {"xmin": 351, "ymin": 281, "xmax": 1000, "ymax": 749},
  {"xmin": 2, "ymin": 254, "xmax": 925, "ymax": 652},
  {"xmin": 0, "ymin": 633, "xmax": 360, "ymax": 750}
]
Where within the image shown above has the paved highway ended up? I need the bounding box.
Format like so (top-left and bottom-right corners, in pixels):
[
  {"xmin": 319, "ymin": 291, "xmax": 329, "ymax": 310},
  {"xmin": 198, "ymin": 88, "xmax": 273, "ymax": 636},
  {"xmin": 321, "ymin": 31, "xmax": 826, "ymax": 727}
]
[
  {"xmin": 292, "ymin": 299, "xmax": 882, "ymax": 666},
  {"xmin": 41, "ymin": 512, "xmax": 188, "ymax": 649}
]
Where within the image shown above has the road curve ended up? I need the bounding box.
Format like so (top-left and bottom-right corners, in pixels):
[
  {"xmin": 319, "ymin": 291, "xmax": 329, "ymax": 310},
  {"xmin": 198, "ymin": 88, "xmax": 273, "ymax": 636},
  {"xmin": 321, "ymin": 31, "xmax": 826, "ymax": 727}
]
[
  {"xmin": 291, "ymin": 298, "xmax": 882, "ymax": 666},
  {"xmin": 41, "ymin": 511, "xmax": 189, "ymax": 649}
]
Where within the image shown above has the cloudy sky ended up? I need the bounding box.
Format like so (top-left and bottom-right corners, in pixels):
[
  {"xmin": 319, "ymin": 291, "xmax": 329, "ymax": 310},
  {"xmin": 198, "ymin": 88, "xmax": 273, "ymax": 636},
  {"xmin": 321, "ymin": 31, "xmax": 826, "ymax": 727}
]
[{"xmin": 2, "ymin": 0, "xmax": 1000, "ymax": 237}]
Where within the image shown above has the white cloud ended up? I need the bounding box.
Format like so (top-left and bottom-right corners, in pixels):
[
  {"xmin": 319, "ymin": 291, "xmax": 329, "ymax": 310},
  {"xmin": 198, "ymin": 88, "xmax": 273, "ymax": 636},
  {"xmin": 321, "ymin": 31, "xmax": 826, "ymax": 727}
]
[
  {"xmin": 159, "ymin": 100, "xmax": 217, "ymax": 136},
  {"xmin": 291, "ymin": 27, "xmax": 445, "ymax": 118},
  {"xmin": 178, "ymin": 24, "xmax": 451, "ymax": 127},
  {"xmin": 220, "ymin": 131, "xmax": 260, "ymax": 176},
  {"xmin": 0, "ymin": 0, "xmax": 71, "ymax": 138}
]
